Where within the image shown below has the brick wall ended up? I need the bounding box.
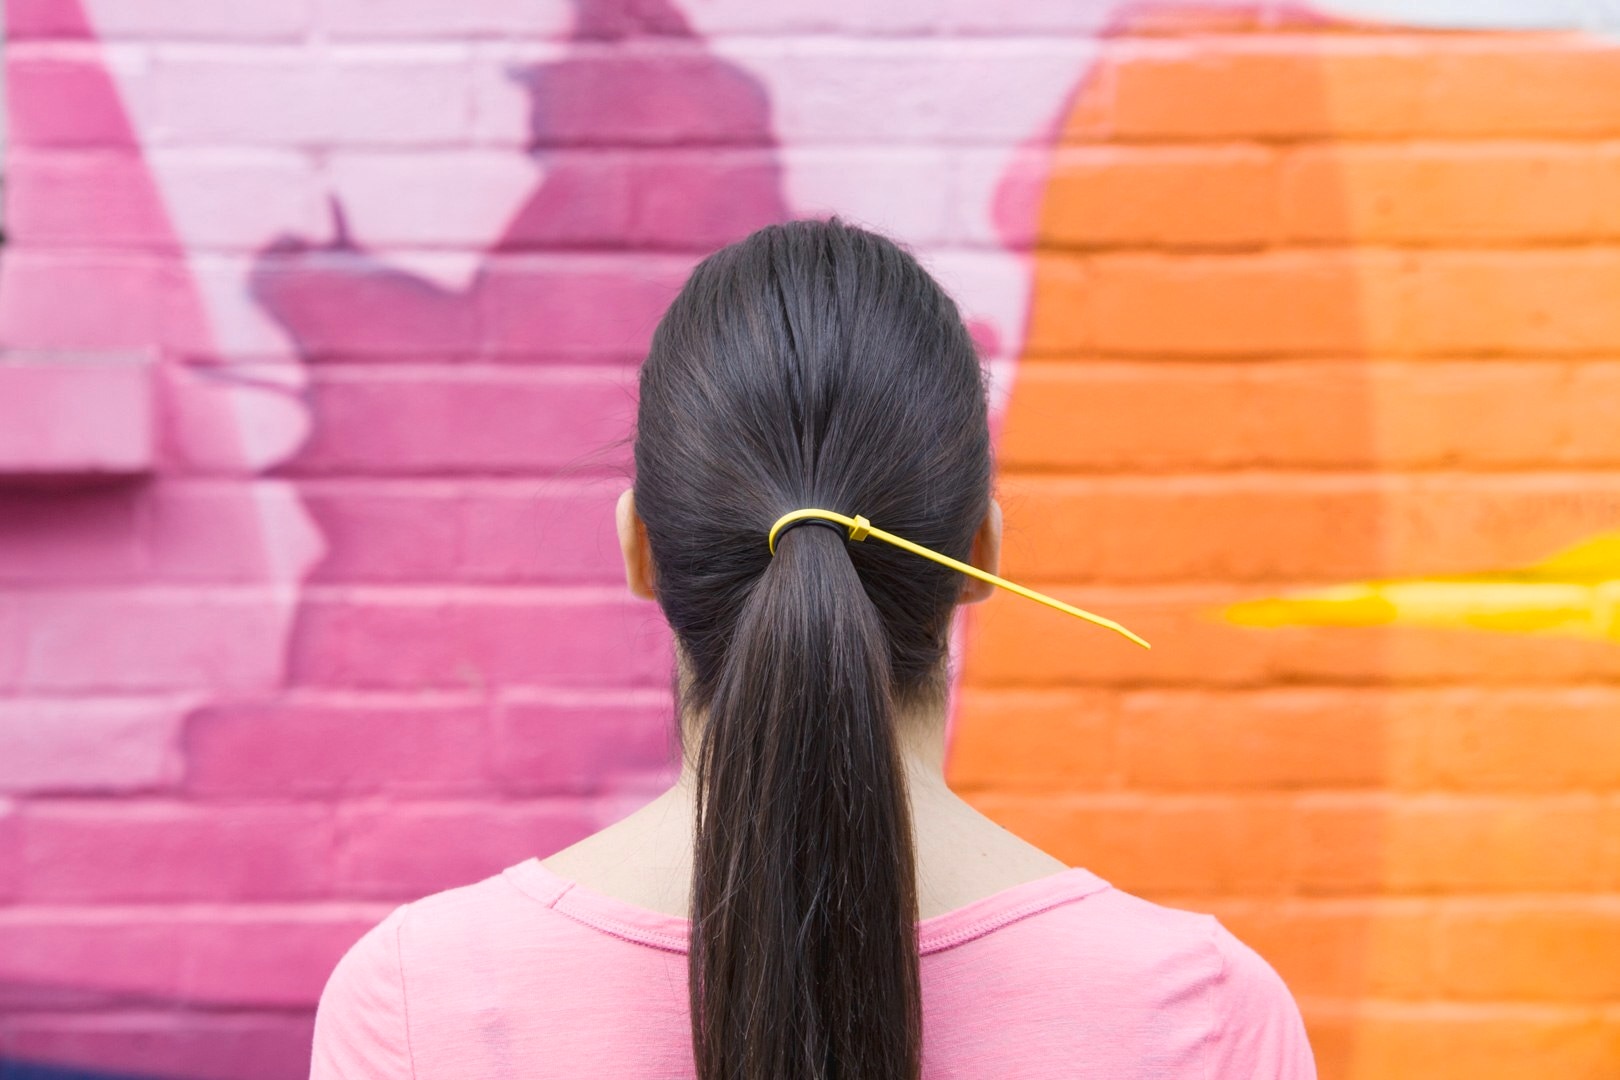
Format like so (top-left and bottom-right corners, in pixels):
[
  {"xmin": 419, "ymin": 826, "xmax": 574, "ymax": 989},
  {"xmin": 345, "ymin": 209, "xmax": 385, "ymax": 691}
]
[
  {"xmin": 1, "ymin": 1, "xmax": 1617, "ymax": 1078},
  {"xmin": 952, "ymin": 11, "xmax": 1620, "ymax": 1079}
]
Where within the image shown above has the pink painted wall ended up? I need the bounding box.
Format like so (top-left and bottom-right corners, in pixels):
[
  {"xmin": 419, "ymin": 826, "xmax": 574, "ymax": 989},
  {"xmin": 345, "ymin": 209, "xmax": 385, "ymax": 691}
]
[{"xmin": 4, "ymin": 1, "xmax": 1619, "ymax": 1078}]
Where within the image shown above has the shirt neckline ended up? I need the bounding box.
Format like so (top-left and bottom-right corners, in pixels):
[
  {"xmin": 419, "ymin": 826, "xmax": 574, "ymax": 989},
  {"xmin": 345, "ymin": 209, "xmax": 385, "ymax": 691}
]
[{"xmin": 502, "ymin": 857, "xmax": 1112, "ymax": 956}]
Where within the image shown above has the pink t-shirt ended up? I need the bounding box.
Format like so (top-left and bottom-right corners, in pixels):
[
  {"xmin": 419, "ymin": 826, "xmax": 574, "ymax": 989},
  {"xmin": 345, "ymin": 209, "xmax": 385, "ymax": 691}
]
[{"xmin": 310, "ymin": 858, "xmax": 1316, "ymax": 1078}]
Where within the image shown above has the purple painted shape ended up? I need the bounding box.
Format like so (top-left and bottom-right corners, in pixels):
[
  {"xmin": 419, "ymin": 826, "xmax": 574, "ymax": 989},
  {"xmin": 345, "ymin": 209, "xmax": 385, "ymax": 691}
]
[{"xmin": 245, "ymin": 0, "xmax": 793, "ymax": 799}]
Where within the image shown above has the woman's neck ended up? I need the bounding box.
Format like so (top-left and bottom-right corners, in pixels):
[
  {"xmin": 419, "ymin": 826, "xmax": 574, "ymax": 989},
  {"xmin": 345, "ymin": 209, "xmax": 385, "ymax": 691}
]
[{"xmin": 539, "ymin": 695, "xmax": 1071, "ymax": 921}]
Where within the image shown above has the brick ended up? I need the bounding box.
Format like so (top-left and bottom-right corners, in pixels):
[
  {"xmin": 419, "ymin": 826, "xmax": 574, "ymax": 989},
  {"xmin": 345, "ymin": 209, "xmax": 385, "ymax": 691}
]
[
  {"xmin": 6, "ymin": 55, "xmax": 146, "ymax": 148},
  {"xmin": 945, "ymin": 688, "xmax": 1119, "ymax": 793},
  {"xmin": 494, "ymin": 152, "xmax": 638, "ymax": 249},
  {"xmin": 335, "ymin": 800, "xmax": 598, "ymax": 898},
  {"xmin": 1039, "ymin": 145, "xmax": 1278, "ymax": 248},
  {"xmin": 293, "ymin": 482, "xmax": 463, "ymax": 582},
  {"xmin": 317, "ymin": 49, "xmax": 478, "ymax": 148},
  {"xmin": 1294, "ymin": 794, "xmax": 1607, "ymax": 896},
  {"xmin": 1600, "ymin": 802, "xmax": 1620, "ymax": 891},
  {"xmin": 174, "ymin": 257, "xmax": 307, "ymax": 358},
  {"xmin": 457, "ymin": 480, "xmax": 626, "ymax": 584},
  {"xmin": 1376, "ymin": 478, "xmax": 1620, "ymax": 578},
  {"xmin": 1209, "ymin": 901, "xmax": 1436, "ymax": 1000},
  {"xmin": 8, "ymin": 151, "xmax": 175, "ymax": 249},
  {"xmin": 683, "ymin": 43, "xmax": 945, "ymax": 146},
  {"xmin": 1085, "ymin": 251, "xmax": 1400, "ymax": 357},
  {"xmin": 183, "ymin": 700, "xmax": 490, "ymax": 796},
  {"xmin": 1569, "ymin": 364, "xmax": 1620, "ymax": 461},
  {"xmin": 1102, "ymin": 36, "xmax": 1620, "ymax": 141},
  {"xmin": 155, "ymin": 149, "xmax": 331, "ymax": 249},
  {"xmin": 947, "ymin": 145, "xmax": 1052, "ymax": 250},
  {"xmin": 247, "ymin": 251, "xmax": 481, "ymax": 357},
  {"xmin": 942, "ymin": 0, "xmax": 1195, "ymax": 34},
  {"xmin": 0, "ymin": 254, "xmax": 187, "ymax": 352},
  {"xmin": 0, "ymin": 352, "xmax": 157, "ymax": 476},
  {"xmin": 1436, "ymin": 902, "xmax": 1620, "ymax": 1001},
  {"xmin": 1404, "ymin": 251, "xmax": 1620, "ymax": 354},
  {"xmin": 0, "ymin": 801, "xmax": 19, "ymax": 902},
  {"xmin": 898, "ymin": 43, "xmax": 1119, "ymax": 146},
  {"xmin": 492, "ymin": 692, "xmax": 677, "ymax": 796},
  {"xmin": 646, "ymin": 0, "xmax": 952, "ymax": 36},
  {"xmin": 153, "ymin": 49, "xmax": 474, "ymax": 147},
  {"xmin": 958, "ymin": 582, "xmax": 1620, "ymax": 690},
  {"xmin": 1097, "ymin": 4, "xmax": 1311, "ymax": 35},
  {"xmin": 1022, "ymin": 254, "xmax": 1092, "ymax": 354},
  {"xmin": 1326, "ymin": 362, "xmax": 1573, "ymax": 467},
  {"xmin": 1386, "ymin": 797, "xmax": 1605, "ymax": 893},
  {"xmin": 994, "ymin": 473, "xmax": 1620, "ymax": 584},
  {"xmin": 1291, "ymin": 796, "xmax": 1388, "ymax": 896},
  {"xmin": 1118, "ymin": 689, "xmax": 1388, "ymax": 791},
  {"xmin": 785, "ymin": 147, "xmax": 952, "ymax": 247},
  {"xmin": 1281, "ymin": 142, "xmax": 1604, "ymax": 244},
  {"xmin": 248, "ymin": 253, "xmax": 689, "ymax": 360},
  {"xmin": 996, "ymin": 363, "xmax": 1262, "ymax": 471},
  {"xmin": 479, "ymin": 45, "xmax": 782, "ymax": 149},
  {"xmin": 0, "ymin": 475, "xmax": 146, "ymax": 578},
  {"xmin": 17, "ymin": 801, "xmax": 335, "ymax": 901},
  {"xmin": 282, "ymin": 368, "xmax": 635, "ymax": 475},
  {"xmin": 287, "ymin": 591, "xmax": 673, "ymax": 689},
  {"xmin": 59, "ymin": 0, "xmax": 313, "ymax": 40},
  {"xmin": 1350, "ymin": 1005, "xmax": 1620, "ymax": 1080},
  {"xmin": 1602, "ymin": 144, "xmax": 1620, "ymax": 236},
  {"xmin": 1414, "ymin": 688, "xmax": 1620, "ymax": 791},
  {"xmin": 994, "ymin": 475, "xmax": 1386, "ymax": 583},
  {"xmin": 0, "ymin": 602, "xmax": 23, "ymax": 692},
  {"xmin": 999, "ymin": 361, "xmax": 1591, "ymax": 472},
  {"xmin": 323, "ymin": 0, "xmax": 608, "ymax": 39},
  {"xmin": 966, "ymin": 792, "xmax": 1295, "ymax": 897},
  {"xmin": 959, "ymin": 587, "xmax": 1276, "ymax": 689},
  {"xmin": 141, "ymin": 478, "xmax": 323, "ymax": 583},
  {"xmin": 623, "ymin": 151, "xmax": 794, "ymax": 251},
  {"xmin": 1100, "ymin": 38, "xmax": 1424, "ymax": 140},
  {"xmin": 327, "ymin": 150, "xmax": 547, "ymax": 249},
  {"xmin": 1418, "ymin": 41, "xmax": 1620, "ymax": 137},
  {"xmin": 0, "ymin": 1012, "xmax": 315, "ymax": 1080},
  {"xmin": 0, "ymin": 697, "xmax": 185, "ymax": 794},
  {"xmin": 4, "ymin": 0, "xmax": 93, "ymax": 38},
  {"xmin": 294, "ymin": 484, "xmax": 462, "ymax": 583},
  {"xmin": 0, "ymin": 912, "xmax": 381, "ymax": 1007},
  {"xmin": 12, "ymin": 590, "xmax": 292, "ymax": 693},
  {"xmin": 477, "ymin": 255, "xmax": 692, "ymax": 353}
]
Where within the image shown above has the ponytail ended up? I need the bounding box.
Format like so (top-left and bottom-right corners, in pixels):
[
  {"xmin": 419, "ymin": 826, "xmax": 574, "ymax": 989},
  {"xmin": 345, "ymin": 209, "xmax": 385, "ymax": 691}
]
[
  {"xmin": 689, "ymin": 524, "xmax": 921, "ymax": 1080},
  {"xmin": 632, "ymin": 216, "xmax": 993, "ymax": 1080}
]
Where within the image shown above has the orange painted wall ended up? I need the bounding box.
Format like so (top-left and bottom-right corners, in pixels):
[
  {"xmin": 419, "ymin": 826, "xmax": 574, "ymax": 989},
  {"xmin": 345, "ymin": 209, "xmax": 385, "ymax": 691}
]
[{"xmin": 948, "ymin": 11, "xmax": 1620, "ymax": 1079}]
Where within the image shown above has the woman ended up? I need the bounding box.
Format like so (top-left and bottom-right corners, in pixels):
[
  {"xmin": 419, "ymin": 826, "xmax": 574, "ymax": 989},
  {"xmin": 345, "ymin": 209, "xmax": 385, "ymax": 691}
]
[{"xmin": 309, "ymin": 217, "xmax": 1316, "ymax": 1078}]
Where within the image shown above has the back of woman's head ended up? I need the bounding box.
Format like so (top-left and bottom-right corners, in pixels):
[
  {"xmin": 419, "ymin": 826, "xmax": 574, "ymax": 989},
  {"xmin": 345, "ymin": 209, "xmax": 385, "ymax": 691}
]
[{"xmin": 633, "ymin": 216, "xmax": 993, "ymax": 1080}]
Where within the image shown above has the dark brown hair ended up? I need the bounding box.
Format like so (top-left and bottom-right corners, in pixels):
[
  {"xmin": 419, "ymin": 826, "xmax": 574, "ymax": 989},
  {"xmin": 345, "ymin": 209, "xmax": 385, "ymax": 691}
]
[{"xmin": 633, "ymin": 216, "xmax": 992, "ymax": 1080}]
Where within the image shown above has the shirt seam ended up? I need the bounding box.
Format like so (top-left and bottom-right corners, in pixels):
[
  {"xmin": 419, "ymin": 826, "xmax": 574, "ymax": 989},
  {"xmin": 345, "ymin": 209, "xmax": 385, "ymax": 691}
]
[
  {"xmin": 505, "ymin": 867, "xmax": 1110, "ymax": 957},
  {"xmin": 917, "ymin": 881, "xmax": 1112, "ymax": 955},
  {"xmin": 393, "ymin": 903, "xmax": 419, "ymax": 1080}
]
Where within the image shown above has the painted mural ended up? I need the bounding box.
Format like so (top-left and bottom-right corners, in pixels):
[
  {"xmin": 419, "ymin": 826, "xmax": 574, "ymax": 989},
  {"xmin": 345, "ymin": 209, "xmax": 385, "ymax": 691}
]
[{"xmin": 1, "ymin": 1, "xmax": 1617, "ymax": 1077}]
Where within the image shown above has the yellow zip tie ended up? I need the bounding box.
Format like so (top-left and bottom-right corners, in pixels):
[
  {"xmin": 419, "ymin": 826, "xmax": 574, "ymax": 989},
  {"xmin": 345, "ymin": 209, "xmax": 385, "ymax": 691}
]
[{"xmin": 767, "ymin": 508, "xmax": 1151, "ymax": 650}]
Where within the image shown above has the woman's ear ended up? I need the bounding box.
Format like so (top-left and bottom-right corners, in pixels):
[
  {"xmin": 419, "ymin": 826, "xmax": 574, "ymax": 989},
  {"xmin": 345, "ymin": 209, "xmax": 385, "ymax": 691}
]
[
  {"xmin": 960, "ymin": 498, "xmax": 1003, "ymax": 605},
  {"xmin": 616, "ymin": 487, "xmax": 657, "ymax": 601}
]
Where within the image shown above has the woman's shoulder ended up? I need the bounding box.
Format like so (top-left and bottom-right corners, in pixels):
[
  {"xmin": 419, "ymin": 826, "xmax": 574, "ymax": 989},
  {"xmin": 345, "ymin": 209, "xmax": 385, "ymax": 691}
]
[
  {"xmin": 310, "ymin": 866, "xmax": 551, "ymax": 1074},
  {"xmin": 1059, "ymin": 885, "xmax": 1316, "ymax": 1078}
]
